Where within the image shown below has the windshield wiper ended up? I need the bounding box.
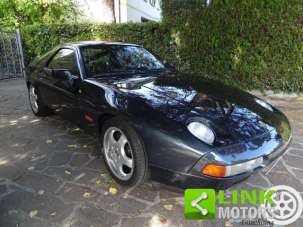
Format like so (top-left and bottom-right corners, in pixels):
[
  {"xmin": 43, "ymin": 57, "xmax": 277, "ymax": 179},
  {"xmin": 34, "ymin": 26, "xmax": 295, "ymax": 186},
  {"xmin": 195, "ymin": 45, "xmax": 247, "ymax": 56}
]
[
  {"xmin": 90, "ymin": 70, "xmax": 139, "ymax": 78},
  {"xmin": 132, "ymin": 68, "xmax": 167, "ymax": 73},
  {"xmin": 90, "ymin": 68, "xmax": 168, "ymax": 78}
]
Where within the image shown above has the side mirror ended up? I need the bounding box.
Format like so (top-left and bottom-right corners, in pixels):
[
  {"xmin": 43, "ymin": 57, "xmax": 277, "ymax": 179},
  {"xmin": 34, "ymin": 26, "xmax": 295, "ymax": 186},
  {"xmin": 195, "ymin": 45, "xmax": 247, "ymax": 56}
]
[
  {"xmin": 52, "ymin": 69, "xmax": 80, "ymax": 92},
  {"xmin": 53, "ymin": 69, "xmax": 72, "ymax": 80}
]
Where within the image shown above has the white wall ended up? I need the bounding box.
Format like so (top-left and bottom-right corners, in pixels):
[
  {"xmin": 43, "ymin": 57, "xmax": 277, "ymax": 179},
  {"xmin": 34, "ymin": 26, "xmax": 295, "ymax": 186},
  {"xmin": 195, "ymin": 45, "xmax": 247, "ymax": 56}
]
[
  {"xmin": 76, "ymin": 0, "xmax": 115, "ymax": 23},
  {"xmin": 124, "ymin": 0, "xmax": 161, "ymax": 22},
  {"xmin": 76, "ymin": 0, "xmax": 162, "ymax": 23}
]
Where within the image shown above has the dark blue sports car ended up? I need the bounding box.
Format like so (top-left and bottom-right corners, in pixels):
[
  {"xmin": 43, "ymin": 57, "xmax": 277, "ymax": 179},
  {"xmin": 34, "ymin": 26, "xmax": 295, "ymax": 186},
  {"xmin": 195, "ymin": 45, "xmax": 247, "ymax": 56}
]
[{"xmin": 26, "ymin": 41, "xmax": 291, "ymax": 189}]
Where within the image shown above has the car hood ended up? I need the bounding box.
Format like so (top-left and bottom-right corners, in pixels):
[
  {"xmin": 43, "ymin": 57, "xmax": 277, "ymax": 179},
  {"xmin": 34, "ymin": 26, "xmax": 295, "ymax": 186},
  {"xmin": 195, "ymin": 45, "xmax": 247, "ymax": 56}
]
[{"xmin": 93, "ymin": 73, "xmax": 291, "ymax": 147}]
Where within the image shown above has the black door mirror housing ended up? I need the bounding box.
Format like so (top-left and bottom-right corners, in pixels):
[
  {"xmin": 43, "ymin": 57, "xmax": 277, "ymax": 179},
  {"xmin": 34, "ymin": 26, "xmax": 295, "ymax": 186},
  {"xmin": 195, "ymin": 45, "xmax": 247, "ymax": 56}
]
[
  {"xmin": 52, "ymin": 69, "xmax": 80, "ymax": 92},
  {"xmin": 53, "ymin": 69, "xmax": 72, "ymax": 80}
]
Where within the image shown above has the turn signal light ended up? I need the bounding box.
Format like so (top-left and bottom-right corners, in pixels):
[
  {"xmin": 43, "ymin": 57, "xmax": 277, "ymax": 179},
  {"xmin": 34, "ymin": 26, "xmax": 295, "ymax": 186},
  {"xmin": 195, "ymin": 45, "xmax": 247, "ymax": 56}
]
[
  {"xmin": 201, "ymin": 157, "xmax": 263, "ymax": 178},
  {"xmin": 202, "ymin": 164, "xmax": 226, "ymax": 177}
]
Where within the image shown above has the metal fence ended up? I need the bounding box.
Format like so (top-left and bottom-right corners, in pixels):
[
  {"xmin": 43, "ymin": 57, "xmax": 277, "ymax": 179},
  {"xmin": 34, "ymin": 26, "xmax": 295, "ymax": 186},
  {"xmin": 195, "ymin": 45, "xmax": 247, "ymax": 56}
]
[{"xmin": 0, "ymin": 29, "xmax": 25, "ymax": 80}]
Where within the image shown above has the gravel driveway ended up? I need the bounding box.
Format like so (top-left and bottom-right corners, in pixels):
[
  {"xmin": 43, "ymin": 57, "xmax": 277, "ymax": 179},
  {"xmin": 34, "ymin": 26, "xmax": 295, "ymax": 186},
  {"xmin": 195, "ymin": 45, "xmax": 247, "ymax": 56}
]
[{"xmin": 0, "ymin": 79, "xmax": 302, "ymax": 227}]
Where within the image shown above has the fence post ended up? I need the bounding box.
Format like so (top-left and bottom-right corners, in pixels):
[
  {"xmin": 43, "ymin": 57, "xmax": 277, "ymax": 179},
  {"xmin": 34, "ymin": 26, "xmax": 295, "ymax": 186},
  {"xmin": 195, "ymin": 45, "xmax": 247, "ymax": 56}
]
[{"xmin": 16, "ymin": 29, "xmax": 26, "ymax": 80}]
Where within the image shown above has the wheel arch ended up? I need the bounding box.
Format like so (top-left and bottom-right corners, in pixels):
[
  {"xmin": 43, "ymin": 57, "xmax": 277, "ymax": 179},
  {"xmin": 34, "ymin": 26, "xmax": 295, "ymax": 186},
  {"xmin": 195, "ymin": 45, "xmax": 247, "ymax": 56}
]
[
  {"xmin": 97, "ymin": 113, "xmax": 116, "ymax": 135},
  {"xmin": 97, "ymin": 113, "xmax": 148, "ymax": 160},
  {"xmin": 99, "ymin": 115, "xmax": 150, "ymax": 185}
]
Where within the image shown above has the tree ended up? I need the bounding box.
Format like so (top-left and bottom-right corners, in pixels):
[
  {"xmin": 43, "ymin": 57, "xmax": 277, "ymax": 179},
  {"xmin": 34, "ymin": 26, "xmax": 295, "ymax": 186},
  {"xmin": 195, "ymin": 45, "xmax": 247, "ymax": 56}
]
[{"xmin": 0, "ymin": 0, "xmax": 80, "ymax": 28}]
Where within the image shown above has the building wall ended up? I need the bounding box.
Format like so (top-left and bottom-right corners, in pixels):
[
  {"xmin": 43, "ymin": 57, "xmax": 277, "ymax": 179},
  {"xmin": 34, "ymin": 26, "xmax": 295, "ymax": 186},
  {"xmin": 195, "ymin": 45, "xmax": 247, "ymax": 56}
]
[
  {"xmin": 76, "ymin": 0, "xmax": 116, "ymax": 23},
  {"xmin": 76, "ymin": 0, "xmax": 161, "ymax": 23},
  {"xmin": 124, "ymin": 0, "xmax": 161, "ymax": 22}
]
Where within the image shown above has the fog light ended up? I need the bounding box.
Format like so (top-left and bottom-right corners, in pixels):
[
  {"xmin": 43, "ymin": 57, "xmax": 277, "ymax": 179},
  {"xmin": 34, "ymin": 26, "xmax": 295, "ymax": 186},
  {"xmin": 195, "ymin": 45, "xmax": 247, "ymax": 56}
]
[{"xmin": 202, "ymin": 157, "xmax": 264, "ymax": 178}]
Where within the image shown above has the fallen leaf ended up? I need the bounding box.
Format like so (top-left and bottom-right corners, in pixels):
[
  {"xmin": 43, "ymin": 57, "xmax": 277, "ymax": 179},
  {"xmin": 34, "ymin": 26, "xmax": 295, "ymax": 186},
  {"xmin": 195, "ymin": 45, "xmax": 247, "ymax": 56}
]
[
  {"xmin": 68, "ymin": 144, "xmax": 77, "ymax": 148},
  {"xmin": 65, "ymin": 170, "xmax": 71, "ymax": 175},
  {"xmin": 46, "ymin": 139, "xmax": 53, "ymax": 144},
  {"xmin": 123, "ymin": 194, "xmax": 128, "ymax": 199},
  {"xmin": 109, "ymin": 187, "xmax": 118, "ymax": 195},
  {"xmin": 95, "ymin": 179, "xmax": 101, "ymax": 185},
  {"xmin": 163, "ymin": 204, "xmax": 173, "ymax": 211},
  {"xmin": 148, "ymin": 214, "xmax": 171, "ymax": 227},
  {"xmin": 83, "ymin": 192, "xmax": 92, "ymax": 198},
  {"xmin": 37, "ymin": 190, "xmax": 44, "ymax": 195},
  {"xmin": 158, "ymin": 215, "xmax": 168, "ymax": 224},
  {"xmin": 29, "ymin": 210, "xmax": 38, "ymax": 218},
  {"xmin": 50, "ymin": 212, "xmax": 57, "ymax": 216}
]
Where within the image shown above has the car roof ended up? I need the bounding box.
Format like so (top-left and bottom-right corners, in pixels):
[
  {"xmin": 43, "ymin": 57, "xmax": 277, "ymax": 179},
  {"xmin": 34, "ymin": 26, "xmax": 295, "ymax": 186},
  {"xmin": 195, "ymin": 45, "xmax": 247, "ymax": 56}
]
[{"xmin": 63, "ymin": 41, "xmax": 141, "ymax": 48}]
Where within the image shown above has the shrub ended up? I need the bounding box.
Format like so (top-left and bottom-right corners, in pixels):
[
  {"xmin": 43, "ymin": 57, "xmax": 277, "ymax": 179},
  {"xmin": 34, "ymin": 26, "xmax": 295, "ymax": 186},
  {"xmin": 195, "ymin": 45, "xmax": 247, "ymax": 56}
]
[
  {"xmin": 21, "ymin": 0, "xmax": 303, "ymax": 92},
  {"xmin": 21, "ymin": 22, "xmax": 177, "ymax": 67},
  {"xmin": 162, "ymin": 0, "xmax": 303, "ymax": 92}
]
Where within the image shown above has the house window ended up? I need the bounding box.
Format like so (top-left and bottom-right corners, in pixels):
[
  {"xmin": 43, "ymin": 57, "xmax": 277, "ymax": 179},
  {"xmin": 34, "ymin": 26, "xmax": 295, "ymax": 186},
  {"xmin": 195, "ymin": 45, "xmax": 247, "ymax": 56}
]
[
  {"xmin": 149, "ymin": 0, "xmax": 156, "ymax": 7},
  {"xmin": 144, "ymin": 0, "xmax": 157, "ymax": 8}
]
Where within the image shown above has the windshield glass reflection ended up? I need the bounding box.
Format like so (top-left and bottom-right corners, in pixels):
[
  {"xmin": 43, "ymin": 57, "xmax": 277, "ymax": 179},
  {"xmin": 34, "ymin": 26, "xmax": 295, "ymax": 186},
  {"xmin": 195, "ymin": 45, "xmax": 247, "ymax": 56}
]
[{"xmin": 81, "ymin": 45, "xmax": 165, "ymax": 77}]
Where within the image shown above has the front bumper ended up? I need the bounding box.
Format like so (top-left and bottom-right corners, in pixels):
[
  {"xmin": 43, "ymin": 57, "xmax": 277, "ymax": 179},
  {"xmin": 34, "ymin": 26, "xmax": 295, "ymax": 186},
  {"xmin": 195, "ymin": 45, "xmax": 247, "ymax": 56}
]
[
  {"xmin": 150, "ymin": 129, "xmax": 292, "ymax": 190},
  {"xmin": 149, "ymin": 165, "xmax": 253, "ymax": 189},
  {"xmin": 204, "ymin": 130, "xmax": 289, "ymax": 166}
]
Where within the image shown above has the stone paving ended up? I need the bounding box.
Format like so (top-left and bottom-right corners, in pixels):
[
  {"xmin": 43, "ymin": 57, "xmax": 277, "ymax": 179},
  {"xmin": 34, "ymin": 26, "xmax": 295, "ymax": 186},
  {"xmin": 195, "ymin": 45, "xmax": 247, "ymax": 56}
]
[{"xmin": 0, "ymin": 79, "xmax": 303, "ymax": 227}]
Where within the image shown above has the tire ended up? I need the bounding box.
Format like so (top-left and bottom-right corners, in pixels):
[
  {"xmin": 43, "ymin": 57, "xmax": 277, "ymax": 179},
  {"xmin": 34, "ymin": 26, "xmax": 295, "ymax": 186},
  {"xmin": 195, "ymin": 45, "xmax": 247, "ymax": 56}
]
[
  {"xmin": 100, "ymin": 117, "xmax": 148, "ymax": 186},
  {"xmin": 28, "ymin": 84, "xmax": 53, "ymax": 117}
]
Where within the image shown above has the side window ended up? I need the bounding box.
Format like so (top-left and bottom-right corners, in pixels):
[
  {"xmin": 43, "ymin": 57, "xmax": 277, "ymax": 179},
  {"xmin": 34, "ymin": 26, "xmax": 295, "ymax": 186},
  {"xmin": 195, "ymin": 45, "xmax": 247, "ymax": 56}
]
[{"xmin": 48, "ymin": 49, "xmax": 80, "ymax": 77}]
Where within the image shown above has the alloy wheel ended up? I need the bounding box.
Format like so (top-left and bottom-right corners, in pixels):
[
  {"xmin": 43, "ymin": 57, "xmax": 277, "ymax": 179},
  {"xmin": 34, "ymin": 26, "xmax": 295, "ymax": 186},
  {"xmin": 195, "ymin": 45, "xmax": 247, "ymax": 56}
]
[
  {"xmin": 29, "ymin": 85, "xmax": 38, "ymax": 113},
  {"xmin": 103, "ymin": 127, "xmax": 134, "ymax": 181}
]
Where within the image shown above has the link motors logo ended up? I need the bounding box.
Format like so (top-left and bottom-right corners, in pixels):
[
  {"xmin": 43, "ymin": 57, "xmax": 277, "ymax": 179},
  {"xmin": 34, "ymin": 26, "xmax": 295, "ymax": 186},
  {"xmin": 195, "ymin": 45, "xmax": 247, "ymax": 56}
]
[
  {"xmin": 184, "ymin": 185, "xmax": 303, "ymax": 225},
  {"xmin": 263, "ymin": 185, "xmax": 303, "ymax": 225}
]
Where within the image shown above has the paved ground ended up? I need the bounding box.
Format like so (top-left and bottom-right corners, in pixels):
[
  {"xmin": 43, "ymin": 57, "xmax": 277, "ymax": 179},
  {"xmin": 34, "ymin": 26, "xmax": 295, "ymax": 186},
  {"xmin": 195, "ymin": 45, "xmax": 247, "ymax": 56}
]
[{"xmin": 0, "ymin": 79, "xmax": 302, "ymax": 227}]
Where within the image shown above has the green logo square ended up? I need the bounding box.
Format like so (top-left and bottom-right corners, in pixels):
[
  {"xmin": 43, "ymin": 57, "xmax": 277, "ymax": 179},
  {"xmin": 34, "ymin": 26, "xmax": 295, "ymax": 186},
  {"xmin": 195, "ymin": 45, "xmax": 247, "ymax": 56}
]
[{"xmin": 184, "ymin": 189, "xmax": 216, "ymax": 220}]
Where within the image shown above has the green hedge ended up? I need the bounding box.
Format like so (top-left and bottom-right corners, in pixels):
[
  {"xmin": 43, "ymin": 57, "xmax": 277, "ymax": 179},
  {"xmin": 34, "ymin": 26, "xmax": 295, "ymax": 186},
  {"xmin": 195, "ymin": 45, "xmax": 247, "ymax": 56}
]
[
  {"xmin": 162, "ymin": 0, "xmax": 303, "ymax": 92},
  {"xmin": 22, "ymin": 0, "xmax": 303, "ymax": 92},
  {"xmin": 22, "ymin": 22, "xmax": 178, "ymax": 67}
]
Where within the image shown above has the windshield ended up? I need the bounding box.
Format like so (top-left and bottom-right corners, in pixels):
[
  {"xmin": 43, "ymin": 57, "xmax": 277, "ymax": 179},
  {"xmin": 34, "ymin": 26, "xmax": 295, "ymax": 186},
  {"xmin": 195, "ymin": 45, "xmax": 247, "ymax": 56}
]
[{"xmin": 81, "ymin": 45, "xmax": 165, "ymax": 77}]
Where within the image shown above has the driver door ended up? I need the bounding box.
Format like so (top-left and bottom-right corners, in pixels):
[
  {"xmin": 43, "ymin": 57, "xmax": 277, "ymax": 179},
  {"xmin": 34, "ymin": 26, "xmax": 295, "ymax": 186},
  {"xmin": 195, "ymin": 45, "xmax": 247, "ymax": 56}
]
[{"xmin": 43, "ymin": 48, "xmax": 81, "ymax": 120}]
